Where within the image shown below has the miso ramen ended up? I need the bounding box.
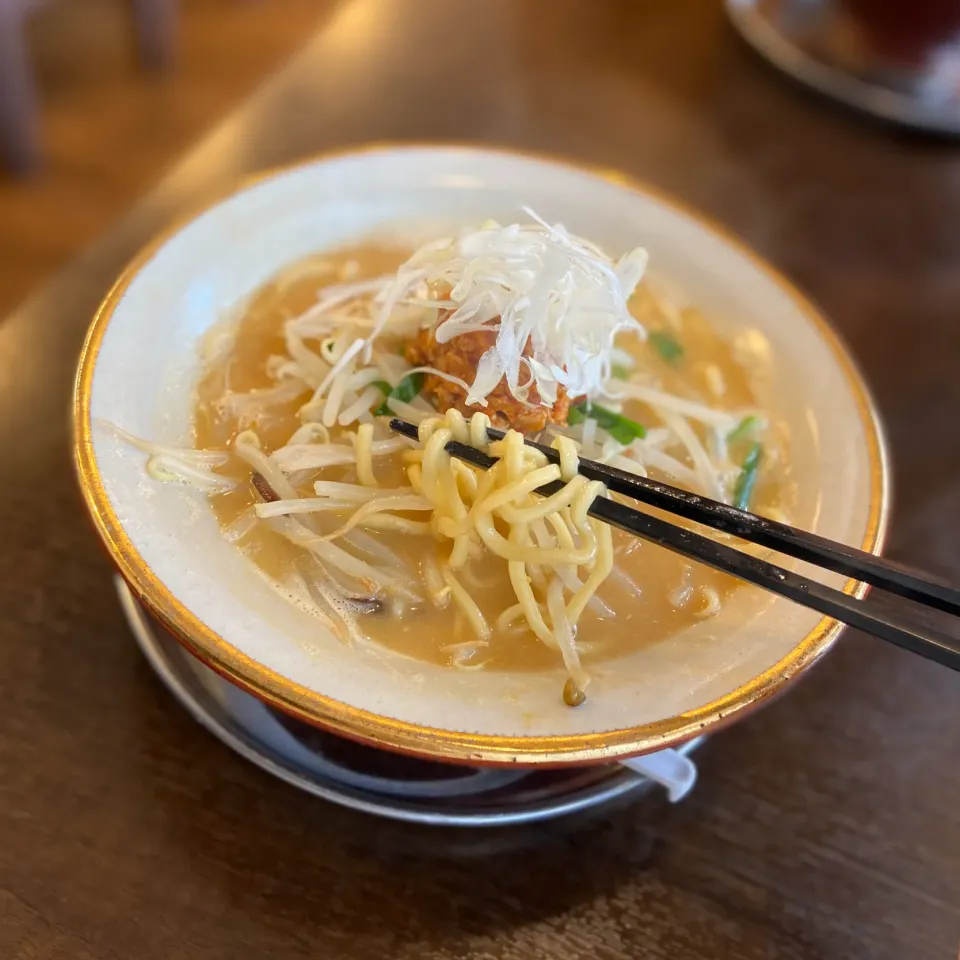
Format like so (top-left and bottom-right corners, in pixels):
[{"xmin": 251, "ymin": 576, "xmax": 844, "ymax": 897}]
[{"xmin": 107, "ymin": 215, "xmax": 792, "ymax": 705}]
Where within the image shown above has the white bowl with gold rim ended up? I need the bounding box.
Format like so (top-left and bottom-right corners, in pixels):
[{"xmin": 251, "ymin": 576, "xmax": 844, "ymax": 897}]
[{"xmin": 73, "ymin": 145, "xmax": 889, "ymax": 766}]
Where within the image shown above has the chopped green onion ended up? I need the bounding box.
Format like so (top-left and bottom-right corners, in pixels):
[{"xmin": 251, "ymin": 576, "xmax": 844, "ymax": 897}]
[
  {"xmin": 648, "ymin": 330, "xmax": 684, "ymax": 365},
  {"xmin": 733, "ymin": 442, "xmax": 763, "ymax": 510},
  {"xmin": 611, "ymin": 363, "xmax": 631, "ymax": 380},
  {"xmin": 374, "ymin": 372, "xmax": 424, "ymax": 416},
  {"xmin": 371, "ymin": 380, "xmax": 392, "ymax": 397},
  {"xmin": 728, "ymin": 414, "xmax": 760, "ymax": 443},
  {"xmin": 569, "ymin": 402, "xmax": 646, "ymax": 445},
  {"xmin": 393, "ymin": 372, "xmax": 424, "ymax": 404}
]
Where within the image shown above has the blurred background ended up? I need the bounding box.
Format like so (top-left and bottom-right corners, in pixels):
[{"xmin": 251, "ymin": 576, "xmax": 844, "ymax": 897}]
[
  {"xmin": 0, "ymin": 0, "xmax": 323, "ymax": 315},
  {"xmin": 2, "ymin": 2, "xmax": 958, "ymax": 959}
]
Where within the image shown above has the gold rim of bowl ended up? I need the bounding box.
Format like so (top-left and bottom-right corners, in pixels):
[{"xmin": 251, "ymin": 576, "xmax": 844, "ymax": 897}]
[{"xmin": 73, "ymin": 143, "xmax": 892, "ymax": 767}]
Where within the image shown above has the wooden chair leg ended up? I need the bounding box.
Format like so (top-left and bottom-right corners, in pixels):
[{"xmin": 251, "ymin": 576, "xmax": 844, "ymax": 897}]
[
  {"xmin": 0, "ymin": 7, "xmax": 42, "ymax": 174},
  {"xmin": 130, "ymin": 0, "xmax": 178, "ymax": 70}
]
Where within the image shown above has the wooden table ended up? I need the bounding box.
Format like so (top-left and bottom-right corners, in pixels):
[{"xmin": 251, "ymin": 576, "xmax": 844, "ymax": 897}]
[{"xmin": 1, "ymin": 2, "xmax": 957, "ymax": 957}]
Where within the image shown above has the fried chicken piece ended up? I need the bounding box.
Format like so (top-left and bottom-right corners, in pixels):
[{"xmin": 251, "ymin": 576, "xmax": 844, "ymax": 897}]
[{"xmin": 405, "ymin": 325, "xmax": 571, "ymax": 434}]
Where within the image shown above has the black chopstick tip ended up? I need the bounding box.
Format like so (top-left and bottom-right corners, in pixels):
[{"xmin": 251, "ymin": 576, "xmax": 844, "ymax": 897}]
[{"xmin": 389, "ymin": 417, "xmax": 420, "ymax": 440}]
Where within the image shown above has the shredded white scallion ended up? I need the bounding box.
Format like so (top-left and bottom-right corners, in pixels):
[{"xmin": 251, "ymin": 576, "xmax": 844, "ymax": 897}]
[{"xmin": 370, "ymin": 212, "xmax": 649, "ymax": 409}]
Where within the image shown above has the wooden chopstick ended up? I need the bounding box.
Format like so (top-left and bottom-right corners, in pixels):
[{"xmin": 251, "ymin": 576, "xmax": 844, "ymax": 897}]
[{"xmin": 389, "ymin": 418, "xmax": 960, "ymax": 672}]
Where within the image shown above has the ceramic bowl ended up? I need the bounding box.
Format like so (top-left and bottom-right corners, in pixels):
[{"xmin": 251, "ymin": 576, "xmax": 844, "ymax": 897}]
[{"xmin": 74, "ymin": 145, "xmax": 889, "ymax": 765}]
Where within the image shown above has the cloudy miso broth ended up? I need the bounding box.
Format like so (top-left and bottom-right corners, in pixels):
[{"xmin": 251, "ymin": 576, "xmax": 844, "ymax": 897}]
[{"xmin": 194, "ymin": 244, "xmax": 790, "ymax": 676}]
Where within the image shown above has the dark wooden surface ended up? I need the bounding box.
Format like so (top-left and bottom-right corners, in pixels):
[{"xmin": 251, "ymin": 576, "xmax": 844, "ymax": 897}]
[{"xmin": 1, "ymin": 2, "xmax": 958, "ymax": 957}]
